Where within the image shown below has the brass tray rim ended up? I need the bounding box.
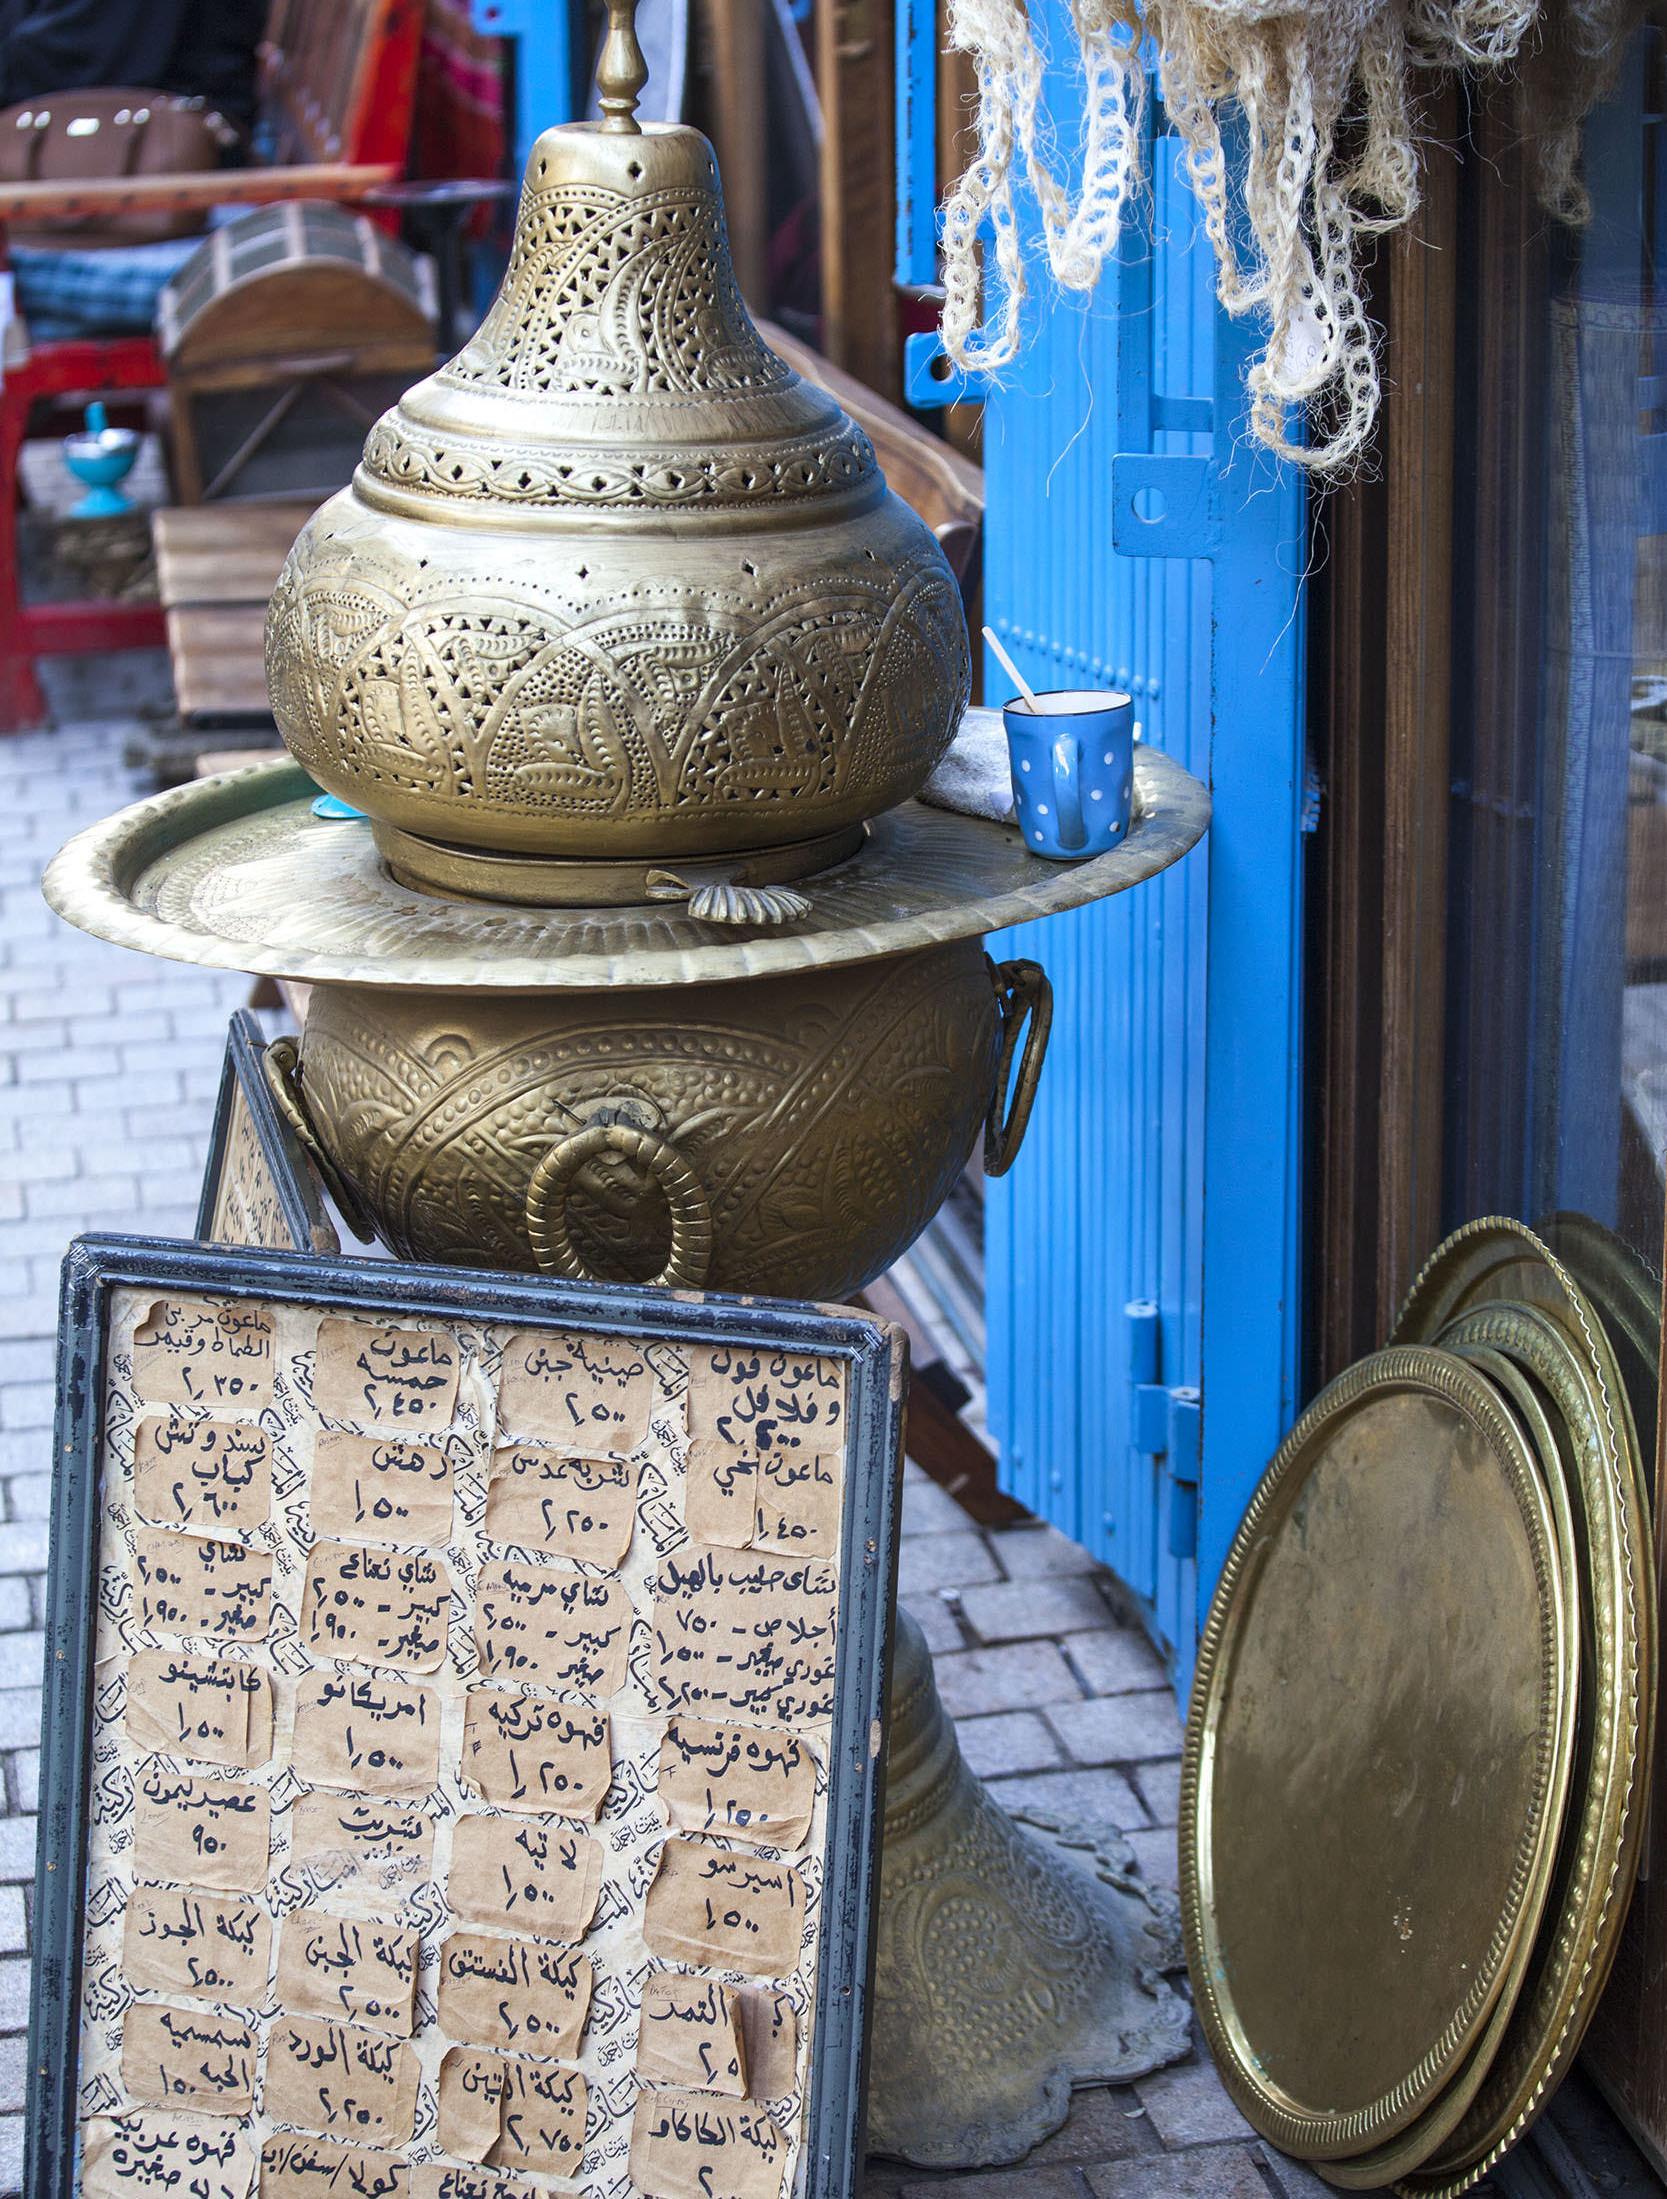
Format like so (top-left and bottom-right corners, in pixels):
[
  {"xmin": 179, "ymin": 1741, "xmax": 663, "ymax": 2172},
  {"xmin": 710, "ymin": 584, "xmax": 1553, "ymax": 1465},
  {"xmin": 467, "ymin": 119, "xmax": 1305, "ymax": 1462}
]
[
  {"xmin": 1541, "ymin": 1208, "xmax": 1662, "ymax": 1460},
  {"xmin": 40, "ymin": 748, "xmax": 1210, "ymax": 993},
  {"xmin": 1181, "ymin": 1343, "xmax": 1574, "ymax": 2162},
  {"xmin": 1385, "ymin": 1222, "xmax": 1657, "ymax": 2198}
]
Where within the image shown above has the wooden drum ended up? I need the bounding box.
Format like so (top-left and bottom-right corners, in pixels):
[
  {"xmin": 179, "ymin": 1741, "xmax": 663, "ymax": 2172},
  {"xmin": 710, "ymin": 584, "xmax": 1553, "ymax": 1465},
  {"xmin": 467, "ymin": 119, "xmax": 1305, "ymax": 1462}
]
[{"xmin": 158, "ymin": 202, "xmax": 435, "ymax": 500}]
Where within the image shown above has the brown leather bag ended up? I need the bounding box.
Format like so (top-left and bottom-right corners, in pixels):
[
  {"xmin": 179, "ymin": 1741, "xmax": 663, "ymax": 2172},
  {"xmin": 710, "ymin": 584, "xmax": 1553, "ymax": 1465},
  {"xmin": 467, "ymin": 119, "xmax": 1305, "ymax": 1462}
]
[{"xmin": 0, "ymin": 89, "xmax": 242, "ymax": 244}]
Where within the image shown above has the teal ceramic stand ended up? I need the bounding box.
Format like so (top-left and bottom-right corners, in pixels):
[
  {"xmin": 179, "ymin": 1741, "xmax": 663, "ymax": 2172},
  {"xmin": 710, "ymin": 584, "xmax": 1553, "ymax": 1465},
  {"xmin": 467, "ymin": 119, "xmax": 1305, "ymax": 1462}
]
[{"xmin": 62, "ymin": 403, "xmax": 139, "ymax": 518}]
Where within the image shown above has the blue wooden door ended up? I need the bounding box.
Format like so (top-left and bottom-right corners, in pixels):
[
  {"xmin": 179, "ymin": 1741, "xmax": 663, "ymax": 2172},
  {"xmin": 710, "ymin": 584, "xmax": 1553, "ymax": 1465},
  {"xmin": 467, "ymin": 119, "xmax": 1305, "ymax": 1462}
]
[{"xmin": 900, "ymin": 57, "xmax": 1309, "ymax": 1685}]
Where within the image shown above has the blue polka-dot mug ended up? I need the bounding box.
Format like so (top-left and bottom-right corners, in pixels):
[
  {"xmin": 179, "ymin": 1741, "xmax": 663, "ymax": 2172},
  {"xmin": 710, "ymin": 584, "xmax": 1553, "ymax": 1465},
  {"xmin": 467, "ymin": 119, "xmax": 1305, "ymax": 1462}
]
[{"xmin": 1002, "ymin": 688, "xmax": 1135, "ymax": 860}]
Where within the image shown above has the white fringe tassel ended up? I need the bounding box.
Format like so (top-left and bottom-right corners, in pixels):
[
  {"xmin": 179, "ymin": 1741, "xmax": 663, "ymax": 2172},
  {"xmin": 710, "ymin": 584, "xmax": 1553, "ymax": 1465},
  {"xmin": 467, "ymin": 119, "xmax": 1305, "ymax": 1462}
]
[{"xmin": 938, "ymin": 0, "xmax": 1629, "ymax": 474}]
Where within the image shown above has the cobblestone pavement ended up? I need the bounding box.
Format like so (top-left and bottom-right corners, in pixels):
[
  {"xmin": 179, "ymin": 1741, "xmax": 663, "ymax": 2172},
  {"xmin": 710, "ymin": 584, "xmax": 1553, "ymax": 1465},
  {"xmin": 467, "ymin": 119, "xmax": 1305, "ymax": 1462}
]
[
  {"xmin": 0, "ymin": 700, "xmax": 1395, "ymax": 2199},
  {"xmin": 2, "ymin": 696, "xmax": 252, "ymax": 2193}
]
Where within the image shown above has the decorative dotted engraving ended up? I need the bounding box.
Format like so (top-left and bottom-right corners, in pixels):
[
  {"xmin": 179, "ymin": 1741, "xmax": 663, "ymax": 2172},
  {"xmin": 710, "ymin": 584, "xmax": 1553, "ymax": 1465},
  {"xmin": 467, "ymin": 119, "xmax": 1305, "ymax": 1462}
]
[
  {"xmin": 361, "ymin": 414, "xmax": 878, "ymax": 512},
  {"xmin": 266, "ymin": 543, "xmax": 970, "ymax": 840},
  {"xmin": 445, "ymin": 181, "xmax": 789, "ymax": 399}
]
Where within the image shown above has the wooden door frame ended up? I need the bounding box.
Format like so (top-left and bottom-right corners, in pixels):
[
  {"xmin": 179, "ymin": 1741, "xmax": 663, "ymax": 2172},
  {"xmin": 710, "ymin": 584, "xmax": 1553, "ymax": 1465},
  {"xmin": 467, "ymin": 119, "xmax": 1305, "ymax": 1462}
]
[
  {"xmin": 1307, "ymin": 84, "xmax": 1460, "ymax": 1381},
  {"xmin": 815, "ymin": 0, "xmax": 900, "ymax": 398}
]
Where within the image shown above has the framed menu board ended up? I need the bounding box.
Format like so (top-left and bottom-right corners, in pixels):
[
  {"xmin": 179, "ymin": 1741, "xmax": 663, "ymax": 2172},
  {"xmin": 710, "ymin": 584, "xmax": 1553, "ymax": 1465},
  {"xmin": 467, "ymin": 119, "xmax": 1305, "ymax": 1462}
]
[
  {"xmin": 30, "ymin": 1236, "xmax": 905, "ymax": 2199},
  {"xmin": 197, "ymin": 1013, "xmax": 339, "ymax": 1256}
]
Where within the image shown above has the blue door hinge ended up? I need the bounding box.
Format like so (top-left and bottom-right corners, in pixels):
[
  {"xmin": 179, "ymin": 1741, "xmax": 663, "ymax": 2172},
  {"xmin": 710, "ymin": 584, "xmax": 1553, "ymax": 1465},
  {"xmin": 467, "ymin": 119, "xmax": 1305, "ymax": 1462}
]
[
  {"xmin": 903, "ymin": 330, "xmax": 985, "ymax": 409},
  {"xmin": 1124, "ymin": 1300, "xmax": 1203, "ymax": 1560},
  {"xmin": 1166, "ymin": 1387, "xmax": 1202, "ymax": 1561},
  {"xmin": 1109, "ymin": 453, "xmax": 1220, "ymax": 559},
  {"xmin": 1126, "ymin": 1298, "xmax": 1160, "ymax": 1383}
]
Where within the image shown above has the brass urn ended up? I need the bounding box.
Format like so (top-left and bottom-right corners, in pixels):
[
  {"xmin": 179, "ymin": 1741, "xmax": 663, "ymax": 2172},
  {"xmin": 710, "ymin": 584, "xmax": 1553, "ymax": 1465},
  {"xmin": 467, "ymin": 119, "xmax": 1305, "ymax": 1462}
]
[
  {"xmin": 264, "ymin": 18, "xmax": 969, "ymax": 903},
  {"xmin": 45, "ymin": 7, "xmax": 1217, "ymax": 2168}
]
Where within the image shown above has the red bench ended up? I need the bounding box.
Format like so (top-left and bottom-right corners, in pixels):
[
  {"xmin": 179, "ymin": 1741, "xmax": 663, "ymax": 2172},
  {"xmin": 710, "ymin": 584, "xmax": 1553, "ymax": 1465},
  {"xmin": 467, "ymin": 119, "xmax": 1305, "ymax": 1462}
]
[{"xmin": 0, "ymin": 0, "xmax": 423, "ymax": 731}]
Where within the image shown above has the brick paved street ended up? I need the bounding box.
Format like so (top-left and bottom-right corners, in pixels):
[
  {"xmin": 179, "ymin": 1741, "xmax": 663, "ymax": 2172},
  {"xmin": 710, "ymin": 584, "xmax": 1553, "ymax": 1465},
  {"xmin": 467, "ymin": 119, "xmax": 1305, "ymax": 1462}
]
[
  {"xmin": 1, "ymin": 685, "xmax": 252, "ymax": 2191},
  {"xmin": 0, "ymin": 697, "xmax": 1519, "ymax": 2199}
]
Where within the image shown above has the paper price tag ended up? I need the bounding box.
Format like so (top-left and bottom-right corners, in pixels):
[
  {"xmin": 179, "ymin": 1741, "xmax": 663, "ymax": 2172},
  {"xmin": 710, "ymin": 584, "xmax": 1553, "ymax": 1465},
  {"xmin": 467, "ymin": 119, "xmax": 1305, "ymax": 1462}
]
[
  {"xmin": 133, "ymin": 1414, "xmax": 270, "ymax": 1532},
  {"xmin": 132, "ymin": 1300, "xmax": 274, "ymax": 1412},
  {"xmin": 314, "ymin": 1320, "xmax": 459, "ymax": 1431},
  {"xmin": 497, "ymin": 1332, "xmax": 655, "ymax": 1453},
  {"xmin": 643, "ymin": 1840, "xmax": 805, "ymax": 1977},
  {"xmin": 121, "ymin": 1888, "xmax": 270, "ymax": 2004},
  {"xmin": 436, "ymin": 1932, "xmax": 592, "ymax": 2060},
  {"xmin": 658, "ymin": 1717, "xmax": 814, "ymax": 1848}
]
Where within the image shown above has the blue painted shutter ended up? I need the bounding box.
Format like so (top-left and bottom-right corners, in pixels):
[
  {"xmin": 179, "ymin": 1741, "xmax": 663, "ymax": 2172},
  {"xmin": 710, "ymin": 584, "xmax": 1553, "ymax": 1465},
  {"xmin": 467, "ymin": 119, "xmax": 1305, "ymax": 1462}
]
[
  {"xmin": 900, "ymin": 48, "xmax": 1308, "ymax": 1684},
  {"xmin": 488, "ymin": 1, "xmax": 584, "ymax": 174}
]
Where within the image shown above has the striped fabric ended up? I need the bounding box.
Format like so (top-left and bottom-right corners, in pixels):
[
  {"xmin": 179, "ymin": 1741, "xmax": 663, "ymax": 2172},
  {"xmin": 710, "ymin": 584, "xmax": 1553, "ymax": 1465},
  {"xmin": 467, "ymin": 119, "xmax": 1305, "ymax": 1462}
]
[{"xmin": 12, "ymin": 235, "xmax": 201, "ymax": 339}]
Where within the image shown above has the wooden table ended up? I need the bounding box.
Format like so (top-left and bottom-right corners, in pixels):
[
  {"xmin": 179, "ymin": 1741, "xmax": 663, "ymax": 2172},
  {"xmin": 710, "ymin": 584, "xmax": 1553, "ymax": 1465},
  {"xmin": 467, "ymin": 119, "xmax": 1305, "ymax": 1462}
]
[{"xmin": 151, "ymin": 502, "xmax": 314, "ymax": 725}]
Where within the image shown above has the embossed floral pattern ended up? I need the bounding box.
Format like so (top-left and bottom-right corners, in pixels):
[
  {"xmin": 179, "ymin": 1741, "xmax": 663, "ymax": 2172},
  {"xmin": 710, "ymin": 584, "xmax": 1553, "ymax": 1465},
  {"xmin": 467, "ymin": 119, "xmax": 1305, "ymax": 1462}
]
[{"xmin": 295, "ymin": 949, "xmax": 999, "ymax": 1299}]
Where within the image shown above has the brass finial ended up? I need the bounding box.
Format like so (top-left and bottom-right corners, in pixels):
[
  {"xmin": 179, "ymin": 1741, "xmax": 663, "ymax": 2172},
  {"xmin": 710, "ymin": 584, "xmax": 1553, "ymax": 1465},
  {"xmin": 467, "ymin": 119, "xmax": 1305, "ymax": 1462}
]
[{"xmin": 596, "ymin": 0, "xmax": 648, "ymax": 133}]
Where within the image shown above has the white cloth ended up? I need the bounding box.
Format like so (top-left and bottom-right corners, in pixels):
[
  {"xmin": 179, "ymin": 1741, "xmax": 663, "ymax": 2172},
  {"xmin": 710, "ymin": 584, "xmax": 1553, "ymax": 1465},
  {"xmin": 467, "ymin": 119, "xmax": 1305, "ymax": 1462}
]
[{"xmin": 918, "ymin": 705, "xmax": 1016, "ymax": 824}]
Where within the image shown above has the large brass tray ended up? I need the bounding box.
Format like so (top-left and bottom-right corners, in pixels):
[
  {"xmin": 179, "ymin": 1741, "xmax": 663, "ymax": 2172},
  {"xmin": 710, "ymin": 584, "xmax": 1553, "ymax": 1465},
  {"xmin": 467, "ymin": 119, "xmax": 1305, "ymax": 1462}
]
[
  {"xmin": 40, "ymin": 748, "xmax": 1209, "ymax": 991},
  {"xmin": 1181, "ymin": 1346, "xmax": 1574, "ymax": 2163},
  {"xmin": 1389, "ymin": 1224, "xmax": 1656, "ymax": 2196},
  {"xmin": 1315, "ymin": 1340, "xmax": 1582, "ymax": 2191}
]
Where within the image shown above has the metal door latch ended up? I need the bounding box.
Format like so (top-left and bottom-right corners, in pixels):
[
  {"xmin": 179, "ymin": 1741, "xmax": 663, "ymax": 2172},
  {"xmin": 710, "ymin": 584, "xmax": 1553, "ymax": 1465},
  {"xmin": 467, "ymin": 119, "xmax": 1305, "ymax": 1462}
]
[{"xmin": 1125, "ymin": 1299, "xmax": 1203, "ymax": 1559}]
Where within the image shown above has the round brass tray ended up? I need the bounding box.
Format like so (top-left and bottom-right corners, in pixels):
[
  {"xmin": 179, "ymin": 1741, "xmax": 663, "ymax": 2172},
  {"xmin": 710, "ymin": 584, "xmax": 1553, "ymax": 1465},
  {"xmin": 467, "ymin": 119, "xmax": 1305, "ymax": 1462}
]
[
  {"xmin": 1181, "ymin": 1345, "xmax": 1573, "ymax": 2163},
  {"xmin": 1315, "ymin": 1341, "xmax": 1581, "ymax": 2192},
  {"xmin": 1388, "ymin": 1228, "xmax": 1656, "ymax": 2197},
  {"xmin": 40, "ymin": 748, "xmax": 1209, "ymax": 992}
]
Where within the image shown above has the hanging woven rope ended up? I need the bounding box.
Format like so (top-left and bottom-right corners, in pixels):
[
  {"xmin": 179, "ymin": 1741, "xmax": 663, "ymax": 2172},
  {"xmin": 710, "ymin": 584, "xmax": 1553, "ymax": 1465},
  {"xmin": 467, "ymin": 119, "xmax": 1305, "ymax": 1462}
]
[
  {"xmin": 940, "ymin": 0, "xmax": 1148, "ymax": 374},
  {"xmin": 938, "ymin": 0, "xmax": 1632, "ymax": 473}
]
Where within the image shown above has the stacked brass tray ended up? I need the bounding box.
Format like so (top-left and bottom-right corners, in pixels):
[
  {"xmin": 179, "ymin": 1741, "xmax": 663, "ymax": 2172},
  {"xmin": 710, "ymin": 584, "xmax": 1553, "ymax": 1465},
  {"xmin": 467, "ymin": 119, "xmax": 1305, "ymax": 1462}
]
[{"xmin": 1181, "ymin": 1217, "xmax": 1658, "ymax": 2196}]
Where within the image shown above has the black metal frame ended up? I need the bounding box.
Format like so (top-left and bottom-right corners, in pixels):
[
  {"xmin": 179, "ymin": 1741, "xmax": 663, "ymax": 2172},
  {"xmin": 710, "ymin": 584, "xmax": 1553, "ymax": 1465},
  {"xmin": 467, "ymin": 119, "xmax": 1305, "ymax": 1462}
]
[
  {"xmin": 195, "ymin": 1009, "xmax": 337, "ymax": 1254},
  {"xmin": 29, "ymin": 1234, "xmax": 906, "ymax": 2199}
]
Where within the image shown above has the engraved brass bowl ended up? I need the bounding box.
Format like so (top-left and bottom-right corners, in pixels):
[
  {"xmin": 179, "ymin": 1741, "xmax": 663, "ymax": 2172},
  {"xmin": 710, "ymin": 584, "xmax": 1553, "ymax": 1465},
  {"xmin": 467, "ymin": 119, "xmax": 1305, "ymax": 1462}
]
[
  {"xmin": 265, "ymin": 120, "xmax": 970, "ymax": 887},
  {"xmin": 263, "ymin": 943, "xmax": 1047, "ymax": 1299}
]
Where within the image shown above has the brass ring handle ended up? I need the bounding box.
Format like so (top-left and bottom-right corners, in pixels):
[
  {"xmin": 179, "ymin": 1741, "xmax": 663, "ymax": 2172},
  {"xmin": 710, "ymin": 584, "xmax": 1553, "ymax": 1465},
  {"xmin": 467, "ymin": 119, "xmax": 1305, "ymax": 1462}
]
[
  {"xmin": 983, "ymin": 957, "xmax": 1053, "ymax": 1178},
  {"xmin": 261, "ymin": 1037, "xmax": 381, "ymax": 1243},
  {"xmin": 525, "ymin": 1122, "xmax": 714, "ymax": 1290}
]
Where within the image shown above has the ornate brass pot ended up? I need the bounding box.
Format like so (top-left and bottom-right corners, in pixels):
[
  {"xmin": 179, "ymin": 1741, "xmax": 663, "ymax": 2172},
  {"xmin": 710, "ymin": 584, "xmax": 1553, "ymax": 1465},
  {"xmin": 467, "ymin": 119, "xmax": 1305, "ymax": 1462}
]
[
  {"xmin": 269, "ymin": 943, "xmax": 1050, "ymax": 1301},
  {"xmin": 265, "ymin": 121, "xmax": 969, "ymax": 890}
]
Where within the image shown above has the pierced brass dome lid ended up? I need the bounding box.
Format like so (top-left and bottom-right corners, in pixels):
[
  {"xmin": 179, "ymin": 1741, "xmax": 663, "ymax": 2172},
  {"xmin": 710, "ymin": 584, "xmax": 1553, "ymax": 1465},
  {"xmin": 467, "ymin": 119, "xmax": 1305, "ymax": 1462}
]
[
  {"xmin": 265, "ymin": 6, "xmax": 970, "ymax": 899},
  {"xmin": 354, "ymin": 125, "xmax": 876, "ymax": 528}
]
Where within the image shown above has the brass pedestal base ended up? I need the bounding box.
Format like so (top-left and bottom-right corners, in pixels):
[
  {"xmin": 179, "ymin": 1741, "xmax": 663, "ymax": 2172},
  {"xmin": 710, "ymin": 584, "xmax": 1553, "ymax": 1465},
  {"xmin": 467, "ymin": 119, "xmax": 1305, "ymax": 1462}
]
[{"xmin": 869, "ymin": 1611, "xmax": 1190, "ymax": 2169}]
